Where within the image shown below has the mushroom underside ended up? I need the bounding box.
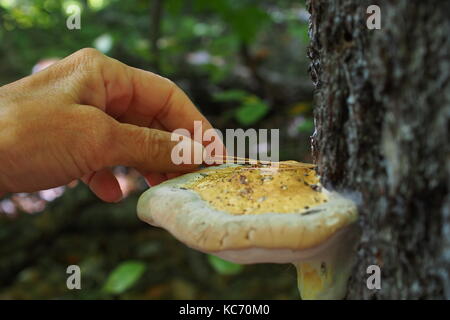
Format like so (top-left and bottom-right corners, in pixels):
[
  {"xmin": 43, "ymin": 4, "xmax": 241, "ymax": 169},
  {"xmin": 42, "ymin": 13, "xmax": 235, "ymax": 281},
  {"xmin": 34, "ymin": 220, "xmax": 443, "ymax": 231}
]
[{"xmin": 206, "ymin": 224, "xmax": 356, "ymax": 264}]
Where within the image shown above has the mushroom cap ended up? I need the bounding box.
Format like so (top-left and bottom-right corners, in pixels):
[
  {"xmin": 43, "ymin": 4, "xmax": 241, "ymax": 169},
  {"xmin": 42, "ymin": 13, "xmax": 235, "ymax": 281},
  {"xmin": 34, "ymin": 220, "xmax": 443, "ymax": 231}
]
[{"xmin": 137, "ymin": 161, "xmax": 358, "ymax": 264}]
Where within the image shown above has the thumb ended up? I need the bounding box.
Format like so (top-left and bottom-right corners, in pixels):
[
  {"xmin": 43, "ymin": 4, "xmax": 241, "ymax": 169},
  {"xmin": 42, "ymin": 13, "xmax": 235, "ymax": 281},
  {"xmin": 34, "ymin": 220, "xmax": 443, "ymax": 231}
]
[{"xmin": 109, "ymin": 123, "xmax": 204, "ymax": 173}]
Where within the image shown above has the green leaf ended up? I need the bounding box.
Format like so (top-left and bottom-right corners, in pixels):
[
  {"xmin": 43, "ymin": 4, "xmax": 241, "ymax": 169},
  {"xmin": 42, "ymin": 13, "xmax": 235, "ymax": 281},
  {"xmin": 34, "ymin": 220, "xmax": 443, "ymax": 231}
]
[
  {"xmin": 226, "ymin": 7, "xmax": 270, "ymax": 43},
  {"xmin": 103, "ymin": 261, "xmax": 146, "ymax": 295},
  {"xmin": 235, "ymin": 100, "xmax": 270, "ymax": 126},
  {"xmin": 207, "ymin": 255, "xmax": 243, "ymax": 275},
  {"xmin": 289, "ymin": 23, "xmax": 309, "ymax": 44},
  {"xmin": 166, "ymin": 0, "xmax": 184, "ymax": 15},
  {"xmin": 213, "ymin": 89, "xmax": 248, "ymax": 102},
  {"xmin": 297, "ymin": 118, "xmax": 314, "ymax": 133}
]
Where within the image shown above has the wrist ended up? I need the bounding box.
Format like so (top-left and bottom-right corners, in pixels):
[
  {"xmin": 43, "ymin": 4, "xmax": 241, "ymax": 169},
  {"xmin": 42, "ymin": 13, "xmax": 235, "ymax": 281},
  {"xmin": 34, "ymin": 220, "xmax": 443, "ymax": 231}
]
[{"xmin": 0, "ymin": 94, "xmax": 17, "ymax": 194}]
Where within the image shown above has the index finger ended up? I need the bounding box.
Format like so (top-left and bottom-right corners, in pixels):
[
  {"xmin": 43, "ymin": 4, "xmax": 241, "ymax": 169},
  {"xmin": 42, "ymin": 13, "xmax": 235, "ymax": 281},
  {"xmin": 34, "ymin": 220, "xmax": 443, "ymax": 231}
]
[{"xmin": 100, "ymin": 55, "xmax": 214, "ymax": 135}]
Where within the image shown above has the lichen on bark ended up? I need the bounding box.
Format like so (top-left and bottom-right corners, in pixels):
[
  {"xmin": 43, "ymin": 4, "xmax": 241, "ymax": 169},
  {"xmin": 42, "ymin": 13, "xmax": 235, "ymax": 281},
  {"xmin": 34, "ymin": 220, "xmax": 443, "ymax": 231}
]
[{"xmin": 306, "ymin": 0, "xmax": 450, "ymax": 299}]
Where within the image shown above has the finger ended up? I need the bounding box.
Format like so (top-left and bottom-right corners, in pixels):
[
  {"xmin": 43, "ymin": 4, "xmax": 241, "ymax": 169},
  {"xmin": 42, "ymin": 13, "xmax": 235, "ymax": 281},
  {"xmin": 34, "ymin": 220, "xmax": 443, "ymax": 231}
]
[
  {"xmin": 203, "ymin": 128, "xmax": 227, "ymax": 165},
  {"xmin": 95, "ymin": 55, "xmax": 213, "ymax": 134},
  {"xmin": 141, "ymin": 172, "xmax": 167, "ymax": 187},
  {"xmin": 142, "ymin": 172, "xmax": 185, "ymax": 188},
  {"xmin": 109, "ymin": 123, "xmax": 204, "ymax": 173},
  {"xmin": 81, "ymin": 168, "xmax": 123, "ymax": 203},
  {"xmin": 128, "ymin": 67, "xmax": 214, "ymax": 133},
  {"xmin": 71, "ymin": 50, "xmax": 220, "ymax": 166},
  {"xmin": 166, "ymin": 173, "xmax": 182, "ymax": 179},
  {"xmin": 148, "ymin": 118, "xmax": 166, "ymax": 131}
]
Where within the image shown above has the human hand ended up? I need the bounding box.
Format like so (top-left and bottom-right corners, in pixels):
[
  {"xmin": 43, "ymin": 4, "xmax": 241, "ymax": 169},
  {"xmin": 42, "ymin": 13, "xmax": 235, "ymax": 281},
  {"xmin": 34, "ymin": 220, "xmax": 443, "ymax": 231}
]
[{"xmin": 0, "ymin": 48, "xmax": 212, "ymax": 202}]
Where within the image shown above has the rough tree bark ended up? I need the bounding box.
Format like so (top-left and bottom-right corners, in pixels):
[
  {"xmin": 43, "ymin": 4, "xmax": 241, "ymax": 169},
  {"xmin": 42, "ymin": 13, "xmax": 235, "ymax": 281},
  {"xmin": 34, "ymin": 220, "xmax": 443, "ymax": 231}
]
[{"xmin": 307, "ymin": 0, "xmax": 450, "ymax": 299}]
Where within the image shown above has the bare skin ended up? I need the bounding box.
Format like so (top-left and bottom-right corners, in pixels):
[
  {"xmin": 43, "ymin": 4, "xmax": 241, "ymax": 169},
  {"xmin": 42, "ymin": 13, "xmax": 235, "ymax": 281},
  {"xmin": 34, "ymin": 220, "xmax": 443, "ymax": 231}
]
[{"xmin": 0, "ymin": 48, "xmax": 213, "ymax": 202}]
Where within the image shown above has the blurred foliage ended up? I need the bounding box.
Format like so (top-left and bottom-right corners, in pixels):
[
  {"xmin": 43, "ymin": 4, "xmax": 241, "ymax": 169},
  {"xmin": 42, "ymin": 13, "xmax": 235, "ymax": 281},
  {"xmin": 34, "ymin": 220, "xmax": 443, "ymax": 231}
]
[
  {"xmin": 103, "ymin": 261, "xmax": 147, "ymax": 295},
  {"xmin": 213, "ymin": 89, "xmax": 270, "ymax": 126},
  {"xmin": 207, "ymin": 255, "xmax": 243, "ymax": 276},
  {"xmin": 0, "ymin": 0, "xmax": 314, "ymax": 299},
  {"xmin": 297, "ymin": 118, "xmax": 314, "ymax": 133},
  {"xmin": 235, "ymin": 97, "xmax": 269, "ymax": 126}
]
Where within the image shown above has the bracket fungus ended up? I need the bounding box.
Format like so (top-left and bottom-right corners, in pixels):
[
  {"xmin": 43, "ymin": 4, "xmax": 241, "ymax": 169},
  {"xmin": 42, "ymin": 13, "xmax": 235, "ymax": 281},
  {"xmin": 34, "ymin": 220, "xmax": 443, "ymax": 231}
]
[{"xmin": 137, "ymin": 161, "xmax": 359, "ymax": 299}]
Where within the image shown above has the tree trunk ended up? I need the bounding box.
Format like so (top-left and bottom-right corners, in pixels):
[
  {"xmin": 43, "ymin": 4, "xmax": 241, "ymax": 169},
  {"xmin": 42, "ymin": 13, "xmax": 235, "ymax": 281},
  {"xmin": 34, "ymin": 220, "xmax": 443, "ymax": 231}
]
[{"xmin": 307, "ymin": 0, "xmax": 450, "ymax": 299}]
